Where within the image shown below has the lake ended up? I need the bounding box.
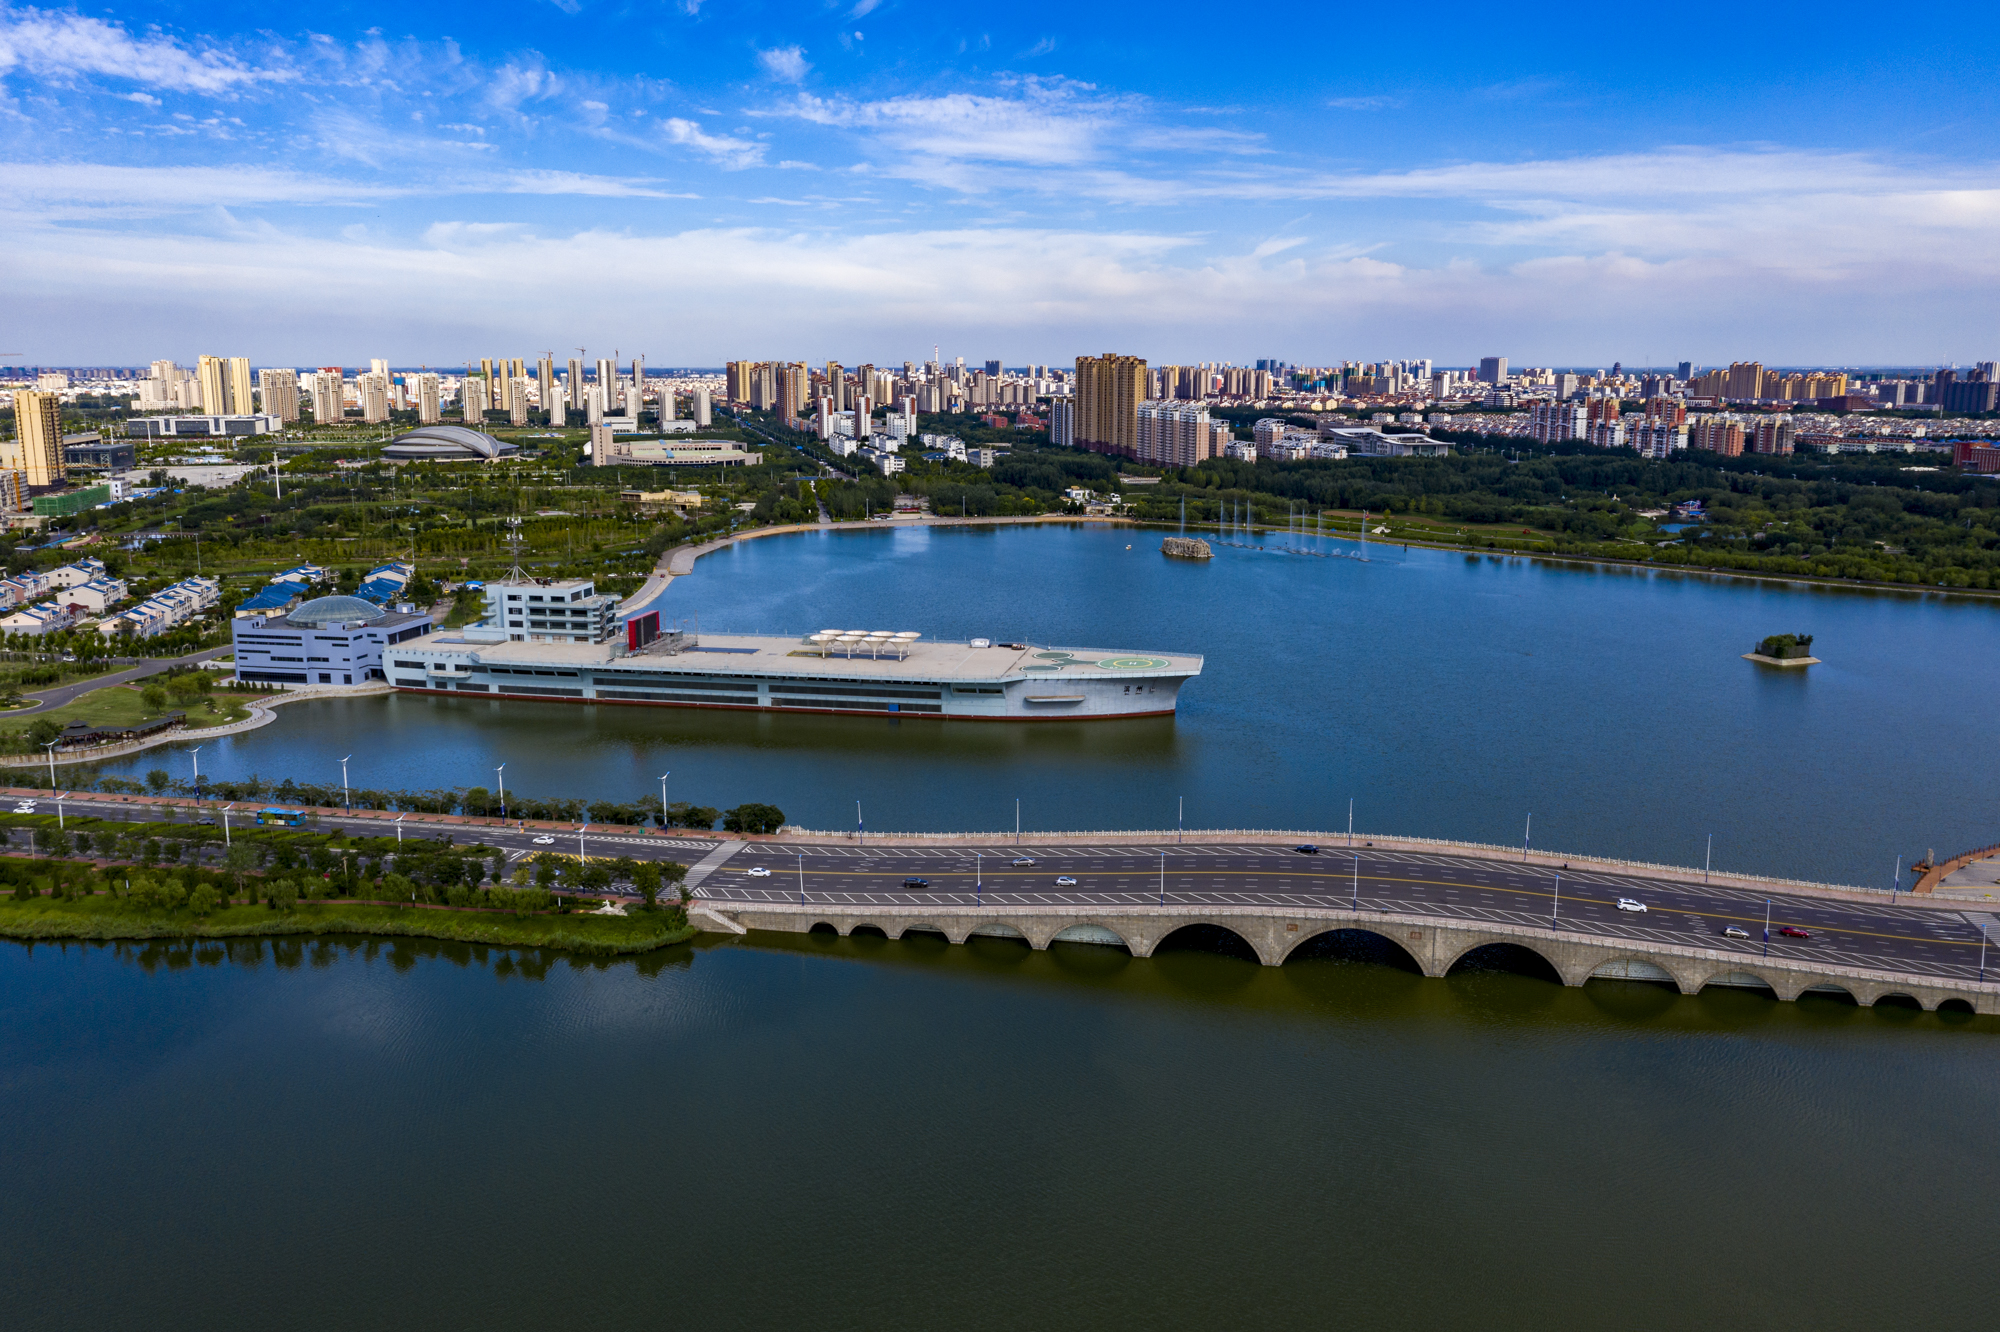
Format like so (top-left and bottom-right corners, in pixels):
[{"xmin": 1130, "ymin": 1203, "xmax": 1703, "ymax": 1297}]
[{"xmin": 96, "ymin": 524, "xmax": 2000, "ymax": 886}]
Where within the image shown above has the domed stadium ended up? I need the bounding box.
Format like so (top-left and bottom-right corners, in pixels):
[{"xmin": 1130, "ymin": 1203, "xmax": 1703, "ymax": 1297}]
[
  {"xmin": 383, "ymin": 426, "xmax": 519, "ymax": 461},
  {"xmin": 288, "ymin": 595, "xmax": 390, "ymax": 628}
]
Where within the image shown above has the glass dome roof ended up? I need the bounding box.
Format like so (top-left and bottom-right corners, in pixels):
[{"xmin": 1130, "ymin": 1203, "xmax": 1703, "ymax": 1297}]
[{"xmin": 288, "ymin": 595, "xmax": 390, "ymax": 628}]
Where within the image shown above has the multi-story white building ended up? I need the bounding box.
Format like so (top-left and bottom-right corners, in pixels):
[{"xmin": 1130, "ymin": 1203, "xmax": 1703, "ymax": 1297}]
[
  {"xmin": 1527, "ymin": 401, "xmax": 1588, "ymax": 443},
  {"xmin": 61, "ymin": 578, "xmax": 128, "ymax": 613},
  {"xmin": 49, "ymin": 558, "xmax": 106, "ymax": 589},
  {"xmin": 481, "ymin": 578, "xmax": 621, "ymax": 644},
  {"xmin": 1631, "ymin": 421, "xmax": 1687, "ymax": 459},
  {"xmin": 98, "ymin": 576, "xmax": 219, "ymax": 639}
]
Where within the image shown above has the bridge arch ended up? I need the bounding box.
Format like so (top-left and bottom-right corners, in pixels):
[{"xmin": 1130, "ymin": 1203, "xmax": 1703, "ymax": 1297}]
[
  {"xmin": 1797, "ymin": 983, "xmax": 1859, "ymax": 1006},
  {"xmin": 1153, "ymin": 922, "xmax": 1262, "ymax": 964},
  {"xmin": 808, "ymin": 921, "xmax": 839, "ymax": 935},
  {"xmin": 1936, "ymin": 997, "xmax": 1976, "ymax": 1018},
  {"xmin": 1583, "ymin": 954, "xmax": 1694, "ymax": 993},
  {"xmin": 1873, "ymin": 991, "xmax": 1925, "ymax": 1011},
  {"xmin": 1283, "ymin": 927, "xmax": 1423, "ymax": 974},
  {"xmin": 1698, "ymin": 967, "xmax": 1780, "ymax": 997},
  {"xmin": 847, "ymin": 923, "xmax": 889, "ymax": 939},
  {"xmin": 1047, "ymin": 923, "xmax": 1134, "ymax": 953},
  {"xmin": 1442, "ymin": 939, "xmax": 1564, "ymax": 985}
]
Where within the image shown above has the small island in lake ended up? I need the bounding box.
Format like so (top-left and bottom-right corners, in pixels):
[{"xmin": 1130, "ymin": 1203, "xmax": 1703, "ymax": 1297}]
[
  {"xmin": 1744, "ymin": 633, "xmax": 1820, "ymax": 667},
  {"xmin": 1161, "ymin": 537, "xmax": 1213, "ymax": 559}
]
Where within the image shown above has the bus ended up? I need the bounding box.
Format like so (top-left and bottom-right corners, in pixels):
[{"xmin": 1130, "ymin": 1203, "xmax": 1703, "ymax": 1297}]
[{"xmin": 255, "ymin": 807, "xmax": 306, "ymax": 827}]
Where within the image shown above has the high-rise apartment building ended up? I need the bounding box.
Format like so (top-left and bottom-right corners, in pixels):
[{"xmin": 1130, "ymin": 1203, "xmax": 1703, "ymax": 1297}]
[
  {"xmin": 1676, "ymin": 361, "xmax": 1694, "ymax": 381},
  {"xmin": 1526, "ymin": 401, "xmax": 1587, "ymax": 443},
  {"xmin": 258, "ymin": 368, "xmax": 300, "ymax": 422},
  {"xmin": 1477, "ymin": 356, "xmax": 1508, "ymax": 385},
  {"xmin": 197, "ymin": 355, "xmax": 228, "ymax": 414},
  {"xmin": 227, "ymin": 357, "xmax": 253, "ymax": 415},
  {"xmin": 779, "ymin": 362, "xmax": 809, "ymax": 420},
  {"xmin": 1074, "ymin": 354, "xmax": 1147, "ymax": 457},
  {"xmin": 1136, "ymin": 401, "xmax": 1221, "ymax": 467},
  {"xmin": 596, "ymin": 357, "xmax": 617, "ymax": 409},
  {"xmin": 1752, "ymin": 418, "xmax": 1796, "ymax": 455},
  {"xmin": 659, "ymin": 379, "xmax": 676, "ymax": 422},
  {"xmin": 359, "ymin": 373, "xmax": 390, "ymax": 423},
  {"xmin": 1689, "ymin": 416, "xmax": 1745, "ymax": 455},
  {"xmin": 1722, "ymin": 362, "xmax": 1767, "ymax": 401},
  {"xmin": 1050, "ymin": 397, "xmax": 1075, "ymax": 447},
  {"xmin": 5, "ymin": 389, "xmax": 65, "ymax": 487},
  {"xmin": 510, "ymin": 378, "xmax": 530, "ymax": 426},
  {"xmin": 538, "ymin": 356, "xmax": 555, "ymax": 413},
  {"xmin": 311, "ymin": 368, "xmax": 345, "ymax": 422},
  {"xmin": 462, "ymin": 376, "xmax": 489, "ymax": 421},
  {"xmin": 568, "ymin": 357, "xmax": 585, "ymax": 410},
  {"xmin": 726, "ymin": 360, "xmax": 754, "ymax": 403},
  {"xmin": 416, "ymin": 373, "xmax": 441, "ymax": 424},
  {"xmin": 1631, "ymin": 420, "xmax": 1687, "ymax": 459},
  {"xmin": 825, "ymin": 362, "xmax": 846, "ymax": 412},
  {"xmin": 692, "ymin": 386, "xmax": 711, "ymax": 427}
]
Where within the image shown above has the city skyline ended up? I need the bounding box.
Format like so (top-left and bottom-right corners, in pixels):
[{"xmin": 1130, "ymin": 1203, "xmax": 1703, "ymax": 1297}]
[{"xmin": 1, "ymin": 2, "xmax": 1996, "ymax": 362}]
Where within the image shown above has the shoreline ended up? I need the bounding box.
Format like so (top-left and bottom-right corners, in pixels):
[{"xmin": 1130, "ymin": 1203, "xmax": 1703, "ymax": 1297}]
[{"xmin": 0, "ymin": 897, "xmax": 700, "ymax": 954}]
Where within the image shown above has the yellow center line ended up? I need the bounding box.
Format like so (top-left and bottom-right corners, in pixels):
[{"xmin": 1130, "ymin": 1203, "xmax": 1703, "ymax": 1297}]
[{"xmin": 777, "ymin": 867, "xmax": 1973, "ymax": 950}]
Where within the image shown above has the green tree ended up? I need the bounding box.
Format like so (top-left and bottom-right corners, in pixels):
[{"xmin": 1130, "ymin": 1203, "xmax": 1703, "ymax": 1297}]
[
  {"xmin": 722, "ymin": 803, "xmax": 786, "ymax": 835},
  {"xmin": 632, "ymin": 861, "xmax": 662, "ymax": 910},
  {"xmin": 141, "ymin": 684, "xmax": 169, "ymax": 711},
  {"xmin": 188, "ymin": 883, "xmax": 219, "ymax": 915},
  {"xmin": 145, "ymin": 768, "xmax": 171, "ymax": 793},
  {"xmin": 27, "ymin": 717, "xmax": 61, "ymax": 748}
]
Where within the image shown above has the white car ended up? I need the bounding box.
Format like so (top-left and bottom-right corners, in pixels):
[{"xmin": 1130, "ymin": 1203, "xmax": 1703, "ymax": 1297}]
[
  {"xmin": 1011, "ymin": 857, "xmax": 1035, "ymax": 866},
  {"xmin": 12, "ymin": 806, "xmax": 34, "ymax": 814},
  {"xmin": 1055, "ymin": 876, "xmax": 1077, "ymax": 886},
  {"xmin": 1723, "ymin": 925, "xmax": 1750, "ymax": 940},
  {"xmin": 1616, "ymin": 897, "xmax": 1647, "ymax": 913},
  {"xmin": 531, "ymin": 835, "xmax": 556, "ymax": 845},
  {"xmin": 745, "ymin": 866, "xmax": 771, "ymax": 877}
]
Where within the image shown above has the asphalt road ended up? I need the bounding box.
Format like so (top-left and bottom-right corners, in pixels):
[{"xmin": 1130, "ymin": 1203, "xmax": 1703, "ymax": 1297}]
[
  {"xmin": 10, "ymin": 795, "xmax": 1992, "ymax": 984},
  {"xmin": 22, "ymin": 646, "xmax": 236, "ymax": 711}
]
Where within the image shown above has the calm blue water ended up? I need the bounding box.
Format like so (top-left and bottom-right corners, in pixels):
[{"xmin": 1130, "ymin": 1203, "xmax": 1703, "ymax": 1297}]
[
  {"xmin": 93, "ymin": 525, "xmax": 2000, "ymax": 885},
  {"xmin": 3, "ymin": 932, "xmax": 1995, "ymax": 1332}
]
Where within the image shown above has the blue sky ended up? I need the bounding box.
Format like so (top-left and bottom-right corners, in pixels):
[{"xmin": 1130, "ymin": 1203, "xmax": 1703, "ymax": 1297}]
[{"xmin": 2, "ymin": 1, "xmax": 1996, "ymax": 366}]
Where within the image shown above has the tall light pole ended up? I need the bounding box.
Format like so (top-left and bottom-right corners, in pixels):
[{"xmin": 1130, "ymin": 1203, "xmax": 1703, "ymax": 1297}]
[
  {"xmin": 856, "ymin": 800, "xmax": 864, "ymax": 847},
  {"xmin": 41, "ymin": 739, "xmax": 56, "ymax": 792},
  {"xmin": 975, "ymin": 851, "xmax": 983, "ymax": 905},
  {"xmin": 339, "ymin": 754, "xmax": 351, "ymax": 812},
  {"xmin": 1352, "ymin": 852, "xmax": 1360, "ymax": 911},
  {"xmin": 1015, "ymin": 797, "xmax": 1020, "ymax": 843},
  {"xmin": 1892, "ymin": 854, "xmax": 1902, "ymax": 897},
  {"xmin": 1705, "ymin": 833, "xmax": 1713, "ymax": 884},
  {"xmin": 190, "ymin": 745, "xmax": 203, "ymax": 802},
  {"xmin": 658, "ymin": 771, "xmax": 671, "ymax": 828},
  {"xmin": 1551, "ymin": 870, "xmax": 1561, "ymax": 927},
  {"xmin": 1523, "ymin": 812, "xmax": 1532, "ymax": 861},
  {"xmin": 1158, "ymin": 851, "xmax": 1165, "ymax": 906},
  {"xmin": 1762, "ymin": 898, "xmax": 1771, "ymax": 957},
  {"xmin": 578, "ymin": 821, "xmax": 588, "ymax": 863},
  {"xmin": 797, "ymin": 851, "xmax": 805, "ymax": 906},
  {"xmin": 1177, "ymin": 796, "xmax": 1183, "ymax": 845},
  {"xmin": 395, "ymin": 813, "xmax": 406, "ymax": 844},
  {"xmin": 495, "ymin": 764, "xmax": 507, "ymax": 822},
  {"xmin": 221, "ymin": 802, "xmax": 232, "ymax": 846},
  {"xmin": 1348, "ymin": 797, "xmax": 1354, "ymax": 848}
]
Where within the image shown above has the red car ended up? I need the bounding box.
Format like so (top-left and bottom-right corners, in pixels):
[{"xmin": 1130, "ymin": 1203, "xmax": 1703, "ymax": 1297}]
[{"xmin": 1778, "ymin": 926, "xmax": 1812, "ymax": 940}]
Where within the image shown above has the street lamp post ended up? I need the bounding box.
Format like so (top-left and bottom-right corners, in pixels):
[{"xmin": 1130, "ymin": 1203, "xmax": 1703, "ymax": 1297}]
[
  {"xmin": 975, "ymin": 851, "xmax": 982, "ymax": 905},
  {"xmin": 395, "ymin": 813, "xmax": 406, "ymax": 844},
  {"xmin": 1348, "ymin": 798, "xmax": 1354, "ymax": 848},
  {"xmin": 1177, "ymin": 796, "xmax": 1183, "ymax": 845},
  {"xmin": 1892, "ymin": 854, "xmax": 1901, "ymax": 897},
  {"xmin": 1158, "ymin": 851, "xmax": 1165, "ymax": 907},
  {"xmin": 658, "ymin": 771, "xmax": 671, "ymax": 829},
  {"xmin": 339, "ymin": 754, "xmax": 351, "ymax": 812},
  {"xmin": 1981, "ymin": 925, "xmax": 1990, "ymax": 984},
  {"xmin": 1705, "ymin": 833, "xmax": 1713, "ymax": 884},
  {"xmin": 191, "ymin": 746, "xmax": 202, "ymax": 803},
  {"xmin": 1552, "ymin": 870, "xmax": 1561, "ymax": 927},
  {"xmin": 55, "ymin": 791, "xmax": 64, "ymax": 831},
  {"xmin": 495, "ymin": 764, "xmax": 507, "ymax": 822},
  {"xmin": 1015, "ymin": 797, "xmax": 1020, "ymax": 843},
  {"xmin": 578, "ymin": 821, "xmax": 588, "ymax": 863},
  {"xmin": 857, "ymin": 800, "xmax": 864, "ymax": 847},
  {"xmin": 221, "ymin": 802, "xmax": 232, "ymax": 846},
  {"xmin": 797, "ymin": 852, "xmax": 805, "ymax": 906},
  {"xmin": 42, "ymin": 739, "xmax": 56, "ymax": 792},
  {"xmin": 1523, "ymin": 813, "xmax": 1532, "ymax": 861},
  {"xmin": 1762, "ymin": 898, "xmax": 1772, "ymax": 957},
  {"xmin": 1352, "ymin": 852, "xmax": 1360, "ymax": 911}
]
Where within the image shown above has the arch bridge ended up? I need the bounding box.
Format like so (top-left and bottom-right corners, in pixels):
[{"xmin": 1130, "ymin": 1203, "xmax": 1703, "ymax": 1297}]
[{"xmin": 690, "ymin": 902, "xmax": 1996, "ymax": 1013}]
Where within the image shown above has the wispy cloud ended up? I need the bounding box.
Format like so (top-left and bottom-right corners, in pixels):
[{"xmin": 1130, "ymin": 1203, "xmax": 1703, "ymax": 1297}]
[
  {"xmin": 1327, "ymin": 95, "xmax": 1401, "ymax": 111},
  {"xmin": 660, "ymin": 117, "xmax": 766, "ymax": 168},
  {"xmin": 0, "ymin": 6, "xmax": 288, "ymax": 94},
  {"xmin": 756, "ymin": 45, "xmax": 810, "ymax": 83}
]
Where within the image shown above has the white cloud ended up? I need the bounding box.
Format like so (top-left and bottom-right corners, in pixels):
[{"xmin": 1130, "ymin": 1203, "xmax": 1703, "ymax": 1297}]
[
  {"xmin": 785, "ymin": 80, "xmax": 1132, "ymax": 166},
  {"xmin": 756, "ymin": 45, "xmax": 810, "ymax": 83},
  {"xmin": 0, "ymin": 6, "xmax": 286, "ymax": 93},
  {"xmin": 847, "ymin": 0, "xmax": 884, "ymax": 18},
  {"xmin": 660, "ymin": 117, "xmax": 766, "ymax": 168},
  {"xmin": 1326, "ymin": 95, "xmax": 1400, "ymax": 111}
]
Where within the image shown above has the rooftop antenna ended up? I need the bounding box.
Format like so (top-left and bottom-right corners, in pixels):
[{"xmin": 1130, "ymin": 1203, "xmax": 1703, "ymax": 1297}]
[{"xmin": 504, "ymin": 516, "xmax": 528, "ymax": 582}]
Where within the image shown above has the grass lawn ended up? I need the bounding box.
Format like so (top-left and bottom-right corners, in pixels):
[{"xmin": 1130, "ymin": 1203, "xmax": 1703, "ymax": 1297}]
[
  {"xmin": 28, "ymin": 684, "xmax": 255, "ymax": 731},
  {"xmin": 0, "ymin": 895, "xmax": 698, "ymax": 953}
]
